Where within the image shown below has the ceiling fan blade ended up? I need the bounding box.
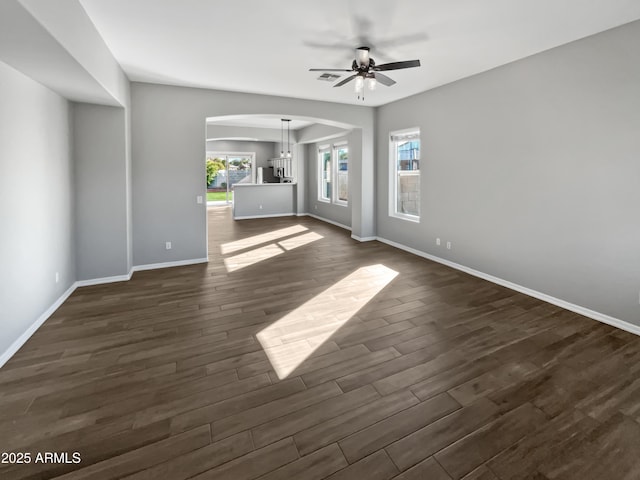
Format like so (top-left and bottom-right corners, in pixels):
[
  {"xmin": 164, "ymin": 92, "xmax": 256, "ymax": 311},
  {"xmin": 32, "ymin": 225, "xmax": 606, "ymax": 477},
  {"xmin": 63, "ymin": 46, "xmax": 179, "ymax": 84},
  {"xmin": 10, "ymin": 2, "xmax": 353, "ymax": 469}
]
[
  {"xmin": 374, "ymin": 73, "xmax": 396, "ymax": 87},
  {"xmin": 373, "ymin": 59, "xmax": 421, "ymax": 71},
  {"xmin": 333, "ymin": 74, "xmax": 357, "ymax": 87},
  {"xmin": 309, "ymin": 68, "xmax": 353, "ymax": 72}
]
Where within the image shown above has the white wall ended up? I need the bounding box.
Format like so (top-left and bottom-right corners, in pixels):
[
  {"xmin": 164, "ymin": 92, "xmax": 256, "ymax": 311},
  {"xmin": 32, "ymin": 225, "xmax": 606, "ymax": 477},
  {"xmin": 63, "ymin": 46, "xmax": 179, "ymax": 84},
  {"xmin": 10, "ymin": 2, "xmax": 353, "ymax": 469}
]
[
  {"xmin": 376, "ymin": 20, "xmax": 640, "ymax": 324},
  {"xmin": 0, "ymin": 61, "xmax": 75, "ymax": 357},
  {"xmin": 19, "ymin": 0, "xmax": 130, "ymax": 107},
  {"xmin": 0, "ymin": 0, "xmax": 125, "ymax": 106}
]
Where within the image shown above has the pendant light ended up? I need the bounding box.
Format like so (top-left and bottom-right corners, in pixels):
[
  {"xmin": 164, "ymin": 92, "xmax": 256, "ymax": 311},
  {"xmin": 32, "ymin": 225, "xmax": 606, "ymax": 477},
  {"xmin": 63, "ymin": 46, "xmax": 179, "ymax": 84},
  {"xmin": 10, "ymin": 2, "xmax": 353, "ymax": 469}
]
[
  {"xmin": 277, "ymin": 119, "xmax": 292, "ymax": 177},
  {"xmin": 280, "ymin": 119, "xmax": 285, "ymax": 159},
  {"xmin": 285, "ymin": 119, "xmax": 291, "ymax": 159}
]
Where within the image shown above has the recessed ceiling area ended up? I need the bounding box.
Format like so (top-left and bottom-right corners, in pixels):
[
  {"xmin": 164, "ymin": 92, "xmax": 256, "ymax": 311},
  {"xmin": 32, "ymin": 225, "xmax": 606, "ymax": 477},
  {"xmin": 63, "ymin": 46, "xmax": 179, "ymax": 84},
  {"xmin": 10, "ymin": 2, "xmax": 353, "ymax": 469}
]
[
  {"xmin": 207, "ymin": 116, "xmax": 314, "ymax": 130},
  {"xmin": 206, "ymin": 115, "xmax": 351, "ymax": 145},
  {"xmin": 79, "ymin": 0, "xmax": 640, "ymax": 106}
]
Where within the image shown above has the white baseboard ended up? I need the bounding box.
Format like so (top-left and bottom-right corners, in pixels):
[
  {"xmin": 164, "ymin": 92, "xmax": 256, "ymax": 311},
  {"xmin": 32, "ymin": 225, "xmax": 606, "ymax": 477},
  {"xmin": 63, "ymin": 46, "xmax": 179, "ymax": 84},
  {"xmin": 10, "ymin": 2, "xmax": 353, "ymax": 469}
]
[
  {"xmin": 234, "ymin": 213, "xmax": 295, "ymax": 220},
  {"xmin": 0, "ymin": 256, "xmax": 212, "ymax": 369},
  {"xmin": 0, "ymin": 282, "xmax": 78, "ymax": 369},
  {"xmin": 132, "ymin": 258, "xmax": 209, "ymax": 272},
  {"xmin": 76, "ymin": 272, "xmax": 132, "ymax": 287},
  {"xmin": 375, "ymin": 236, "xmax": 640, "ymax": 337},
  {"xmin": 351, "ymin": 234, "xmax": 377, "ymax": 242},
  {"xmin": 301, "ymin": 213, "xmax": 352, "ymax": 232},
  {"xmin": 75, "ymin": 257, "xmax": 209, "ymax": 284}
]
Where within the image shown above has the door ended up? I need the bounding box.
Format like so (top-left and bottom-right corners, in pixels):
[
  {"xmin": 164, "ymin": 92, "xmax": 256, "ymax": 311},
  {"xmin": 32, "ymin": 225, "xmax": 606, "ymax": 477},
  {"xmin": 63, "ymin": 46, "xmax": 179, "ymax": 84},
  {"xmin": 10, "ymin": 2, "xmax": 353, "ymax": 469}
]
[{"xmin": 206, "ymin": 152, "xmax": 256, "ymax": 204}]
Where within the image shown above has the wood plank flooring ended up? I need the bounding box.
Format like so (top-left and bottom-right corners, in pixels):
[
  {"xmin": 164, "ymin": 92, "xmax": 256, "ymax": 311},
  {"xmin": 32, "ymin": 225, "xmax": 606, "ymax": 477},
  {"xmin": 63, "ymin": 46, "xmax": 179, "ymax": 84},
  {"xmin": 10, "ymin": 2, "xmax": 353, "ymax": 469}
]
[{"xmin": 2, "ymin": 205, "xmax": 640, "ymax": 479}]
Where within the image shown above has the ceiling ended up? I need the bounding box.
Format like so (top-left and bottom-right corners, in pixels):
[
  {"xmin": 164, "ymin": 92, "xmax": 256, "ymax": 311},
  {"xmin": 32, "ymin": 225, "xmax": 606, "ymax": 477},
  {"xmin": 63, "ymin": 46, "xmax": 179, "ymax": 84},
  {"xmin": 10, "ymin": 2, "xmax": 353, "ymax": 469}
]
[{"xmin": 79, "ymin": 0, "xmax": 640, "ymax": 107}]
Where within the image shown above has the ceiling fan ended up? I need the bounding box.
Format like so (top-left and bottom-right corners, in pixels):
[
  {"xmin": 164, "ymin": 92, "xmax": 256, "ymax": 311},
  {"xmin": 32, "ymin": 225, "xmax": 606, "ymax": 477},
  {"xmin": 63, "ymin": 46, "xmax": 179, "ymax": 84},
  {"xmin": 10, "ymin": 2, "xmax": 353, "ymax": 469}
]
[{"xmin": 310, "ymin": 46, "xmax": 420, "ymax": 100}]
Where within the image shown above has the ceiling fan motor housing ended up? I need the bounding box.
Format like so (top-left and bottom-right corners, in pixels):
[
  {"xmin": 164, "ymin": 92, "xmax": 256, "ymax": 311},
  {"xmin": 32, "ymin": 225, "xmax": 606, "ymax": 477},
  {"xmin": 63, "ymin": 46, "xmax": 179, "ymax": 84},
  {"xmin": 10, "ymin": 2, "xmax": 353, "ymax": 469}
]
[
  {"xmin": 356, "ymin": 46, "xmax": 371, "ymax": 68},
  {"xmin": 352, "ymin": 57, "xmax": 375, "ymax": 74}
]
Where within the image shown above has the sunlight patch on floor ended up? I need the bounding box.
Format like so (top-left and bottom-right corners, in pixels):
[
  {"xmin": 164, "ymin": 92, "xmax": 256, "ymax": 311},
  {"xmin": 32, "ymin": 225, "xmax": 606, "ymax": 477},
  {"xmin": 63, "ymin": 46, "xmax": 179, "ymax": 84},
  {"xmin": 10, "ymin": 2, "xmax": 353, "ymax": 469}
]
[
  {"xmin": 223, "ymin": 243, "xmax": 285, "ymax": 272},
  {"xmin": 278, "ymin": 232, "xmax": 324, "ymax": 251},
  {"xmin": 222, "ymin": 228, "xmax": 324, "ymax": 273},
  {"xmin": 257, "ymin": 264, "xmax": 399, "ymax": 379},
  {"xmin": 220, "ymin": 225, "xmax": 308, "ymax": 254}
]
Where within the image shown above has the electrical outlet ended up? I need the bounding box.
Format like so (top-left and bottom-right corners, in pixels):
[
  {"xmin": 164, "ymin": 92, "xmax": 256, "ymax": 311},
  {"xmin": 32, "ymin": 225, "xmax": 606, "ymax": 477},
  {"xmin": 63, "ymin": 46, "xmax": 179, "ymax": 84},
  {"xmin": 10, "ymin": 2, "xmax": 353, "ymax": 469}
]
[
  {"xmin": 259, "ymin": 205, "xmax": 263, "ymax": 209},
  {"xmin": 165, "ymin": 241, "xmax": 172, "ymax": 250},
  {"xmin": 196, "ymin": 195, "xmax": 203, "ymax": 204},
  {"xmin": 436, "ymin": 238, "xmax": 441, "ymax": 246},
  {"xmin": 55, "ymin": 272, "xmax": 59, "ymax": 283},
  {"xmin": 446, "ymin": 241, "xmax": 451, "ymax": 250}
]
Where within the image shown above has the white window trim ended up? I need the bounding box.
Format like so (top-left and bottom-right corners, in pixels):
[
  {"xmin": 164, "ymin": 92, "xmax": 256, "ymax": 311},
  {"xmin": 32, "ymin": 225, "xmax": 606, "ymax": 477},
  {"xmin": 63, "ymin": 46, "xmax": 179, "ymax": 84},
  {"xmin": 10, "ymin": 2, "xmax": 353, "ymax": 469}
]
[
  {"xmin": 388, "ymin": 128, "xmax": 420, "ymax": 223},
  {"xmin": 318, "ymin": 146, "xmax": 331, "ymax": 203},
  {"xmin": 333, "ymin": 144, "xmax": 349, "ymax": 207},
  {"xmin": 318, "ymin": 142, "xmax": 349, "ymax": 206}
]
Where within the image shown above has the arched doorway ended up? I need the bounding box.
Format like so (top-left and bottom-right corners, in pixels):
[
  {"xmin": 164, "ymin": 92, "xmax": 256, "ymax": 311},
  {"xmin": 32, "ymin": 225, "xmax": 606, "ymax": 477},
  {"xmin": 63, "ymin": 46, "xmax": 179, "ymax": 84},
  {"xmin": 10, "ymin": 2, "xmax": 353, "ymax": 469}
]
[{"xmin": 203, "ymin": 114, "xmax": 367, "ymax": 258}]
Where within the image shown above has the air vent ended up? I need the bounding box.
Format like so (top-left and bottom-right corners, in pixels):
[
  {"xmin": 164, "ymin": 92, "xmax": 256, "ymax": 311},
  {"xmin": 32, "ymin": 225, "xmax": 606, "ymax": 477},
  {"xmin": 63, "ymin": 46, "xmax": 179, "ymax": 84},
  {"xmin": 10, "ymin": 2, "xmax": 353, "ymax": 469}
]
[{"xmin": 317, "ymin": 73, "xmax": 341, "ymax": 82}]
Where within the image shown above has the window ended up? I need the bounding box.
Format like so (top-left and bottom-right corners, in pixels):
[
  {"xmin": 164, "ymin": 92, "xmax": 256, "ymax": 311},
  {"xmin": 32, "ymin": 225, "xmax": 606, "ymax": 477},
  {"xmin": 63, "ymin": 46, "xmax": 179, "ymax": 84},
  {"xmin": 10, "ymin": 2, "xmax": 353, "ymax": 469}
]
[
  {"xmin": 335, "ymin": 145, "xmax": 348, "ymax": 204},
  {"xmin": 319, "ymin": 147, "xmax": 331, "ymax": 202},
  {"xmin": 318, "ymin": 143, "xmax": 348, "ymax": 205},
  {"xmin": 390, "ymin": 129, "xmax": 420, "ymax": 221}
]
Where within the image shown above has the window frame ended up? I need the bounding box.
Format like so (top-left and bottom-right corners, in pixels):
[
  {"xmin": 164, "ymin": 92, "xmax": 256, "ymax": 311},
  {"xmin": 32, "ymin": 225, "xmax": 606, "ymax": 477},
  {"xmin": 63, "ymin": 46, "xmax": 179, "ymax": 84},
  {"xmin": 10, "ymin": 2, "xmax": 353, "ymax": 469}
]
[
  {"xmin": 206, "ymin": 151, "xmax": 257, "ymax": 185},
  {"xmin": 333, "ymin": 143, "xmax": 349, "ymax": 206},
  {"xmin": 389, "ymin": 128, "xmax": 421, "ymax": 223},
  {"xmin": 318, "ymin": 145, "xmax": 331, "ymax": 203},
  {"xmin": 317, "ymin": 142, "xmax": 349, "ymax": 206}
]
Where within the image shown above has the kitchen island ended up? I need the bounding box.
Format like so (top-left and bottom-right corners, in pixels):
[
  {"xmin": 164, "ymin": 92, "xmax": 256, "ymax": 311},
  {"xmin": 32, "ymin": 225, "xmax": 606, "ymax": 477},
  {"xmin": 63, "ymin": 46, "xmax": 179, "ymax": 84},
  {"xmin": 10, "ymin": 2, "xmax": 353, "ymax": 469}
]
[{"xmin": 233, "ymin": 183, "xmax": 297, "ymax": 219}]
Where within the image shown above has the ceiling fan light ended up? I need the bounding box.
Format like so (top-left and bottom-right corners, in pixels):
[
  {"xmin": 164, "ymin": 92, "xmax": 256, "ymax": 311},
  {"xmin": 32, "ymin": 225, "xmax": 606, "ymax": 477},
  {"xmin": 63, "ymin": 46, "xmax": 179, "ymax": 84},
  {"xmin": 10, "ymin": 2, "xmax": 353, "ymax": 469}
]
[
  {"xmin": 354, "ymin": 75, "xmax": 364, "ymax": 92},
  {"xmin": 366, "ymin": 77, "xmax": 376, "ymax": 91}
]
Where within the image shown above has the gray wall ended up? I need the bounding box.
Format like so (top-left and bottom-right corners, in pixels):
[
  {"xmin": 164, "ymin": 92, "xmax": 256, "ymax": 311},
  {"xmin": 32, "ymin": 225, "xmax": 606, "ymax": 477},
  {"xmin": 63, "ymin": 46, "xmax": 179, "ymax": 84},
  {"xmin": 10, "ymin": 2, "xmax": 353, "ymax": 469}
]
[
  {"xmin": 295, "ymin": 143, "xmax": 306, "ymax": 214},
  {"xmin": 125, "ymin": 93, "xmax": 133, "ymax": 272},
  {"xmin": 131, "ymin": 82, "xmax": 375, "ymax": 265},
  {"xmin": 206, "ymin": 140, "xmax": 277, "ymax": 168},
  {"xmin": 0, "ymin": 61, "xmax": 75, "ymax": 355},
  {"xmin": 305, "ymin": 133, "xmax": 356, "ymax": 229},
  {"xmin": 233, "ymin": 185, "xmax": 297, "ymax": 218},
  {"xmin": 376, "ymin": 20, "xmax": 640, "ymax": 324},
  {"xmin": 74, "ymin": 103, "xmax": 129, "ymax": 280}
]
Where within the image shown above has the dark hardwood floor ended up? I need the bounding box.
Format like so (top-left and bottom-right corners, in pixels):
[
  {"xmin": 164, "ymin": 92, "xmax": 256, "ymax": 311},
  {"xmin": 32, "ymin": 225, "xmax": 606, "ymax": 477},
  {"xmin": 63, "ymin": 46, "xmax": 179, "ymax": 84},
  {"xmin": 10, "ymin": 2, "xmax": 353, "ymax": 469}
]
[{"xmin": 1, "ymin": 206, "xmax": 640, "ymax": 479}]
